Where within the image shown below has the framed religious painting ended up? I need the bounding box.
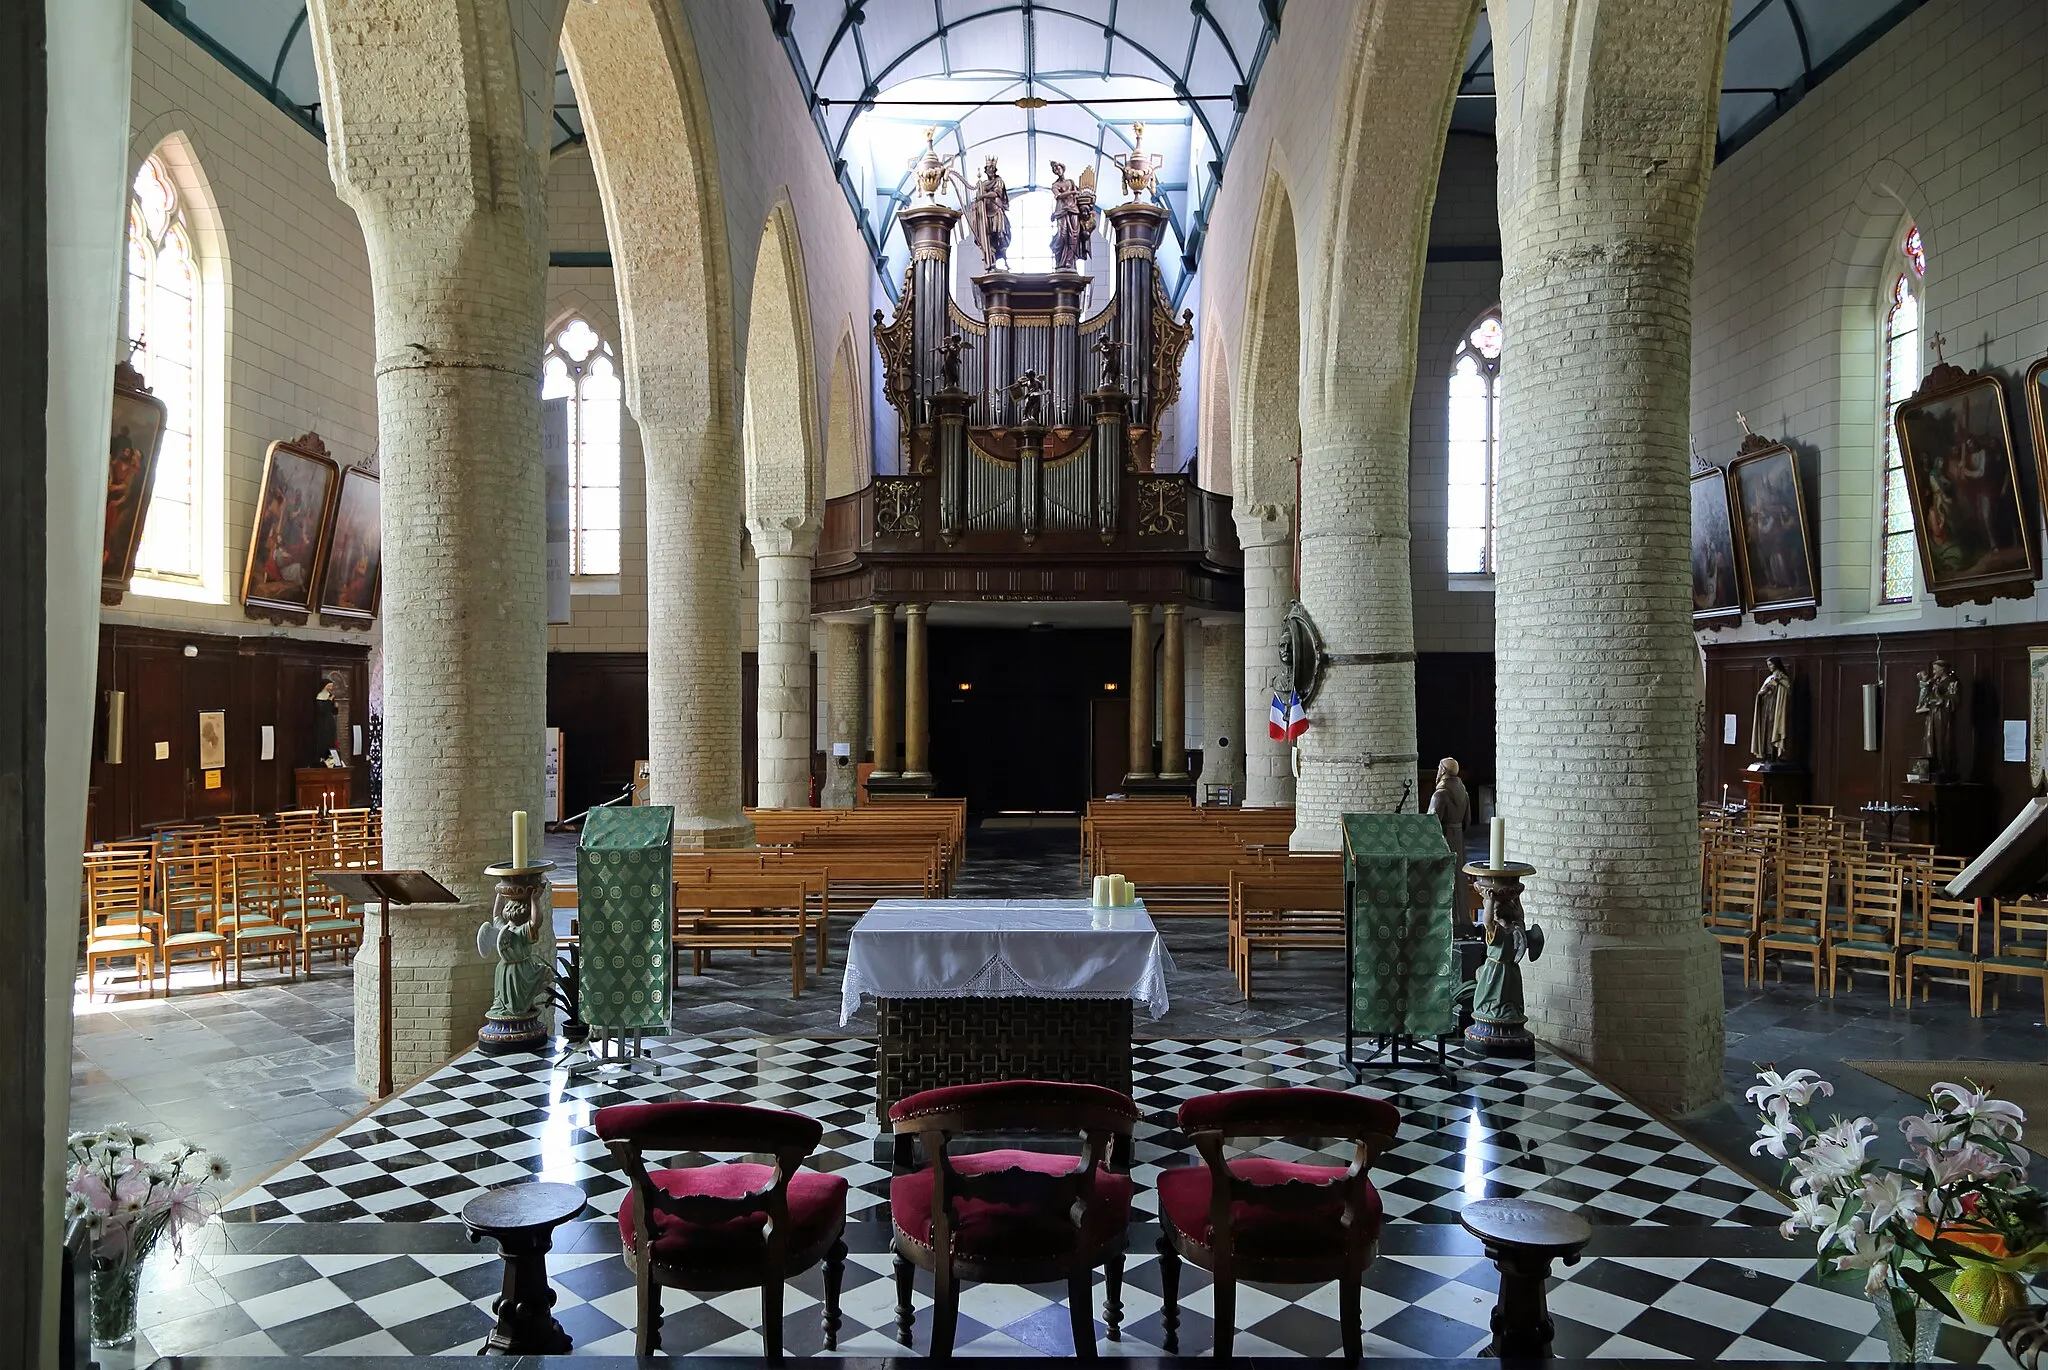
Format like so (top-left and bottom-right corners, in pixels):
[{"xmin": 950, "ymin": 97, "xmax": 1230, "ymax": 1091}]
[
  {"xmin": 101, "ymin": 362, "xmax": 169, "ymax": 607},
  {"xmin": 1895, "ymin": 362, "xmax": 2037, "ymax": 606},
  {"xmin": 317, "ymin": 466, "xmax": 382, "ymax": 628},
  {"xmin": 2028, "ymin": 355, "xmax": 2048, "ymax": 507},
  {"xmin": 1690, "ymin": 465, "xmax": 1743, "ymax": 628},
  {"xmin": 241, "ymin": 433, "xmax": 341, "ymax": 625},
  {"xmin": 1728, "ymin": 439, "xmax": 1820, "ymax": 623}
]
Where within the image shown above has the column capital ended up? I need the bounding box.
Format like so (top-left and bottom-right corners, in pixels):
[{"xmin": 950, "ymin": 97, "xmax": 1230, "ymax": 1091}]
[
  {"xmin": 1129, "ymin": 602, "xmax": 1153, "ymax": 620},
  {"xmin": 1161, "ymin": 602, "xmax": 1185, "ymax": 620},
  {"xmin": 1233, "ymin": 503, "xmax": 1294, "ymax": 549},
  {"xmin": 746, "ymin": 520, "xmax": 819, "ymax": 558},
  {"xmin": 871, "ymin": 601, "xmax": 896, "ymax": 619},
  {"xmin": 903, "ymin": 601, "xmax": 928, "ymax": 620}
]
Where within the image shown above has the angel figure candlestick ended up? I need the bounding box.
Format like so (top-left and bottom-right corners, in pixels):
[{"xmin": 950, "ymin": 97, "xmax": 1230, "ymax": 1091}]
[
  {"xmin": 1464, "ymin": 860, "xmax": 1541, "ymax": 1059},
  {"xmin": 477, "ymin": 857, "xmax": 557, "ymax": 1055}
]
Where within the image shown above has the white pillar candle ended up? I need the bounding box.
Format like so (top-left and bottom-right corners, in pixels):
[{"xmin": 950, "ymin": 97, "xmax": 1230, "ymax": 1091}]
[
  {"xmin": 1118, "ymin": 876, "xmax": 1134, "ymax": 906},
  {"xmin": 1092, "ymin": 875, "xmax": 1109, "ymax": 907},
  {"xmin": 1489, "ymin": 816, "xmax": 1506, "ymax": 870},
  {"xmin": 511, "ymin": 810, "xmax": 529, "ymax": 869}
]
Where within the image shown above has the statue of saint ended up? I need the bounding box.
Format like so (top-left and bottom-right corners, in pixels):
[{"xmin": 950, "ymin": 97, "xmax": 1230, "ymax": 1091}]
[
  {"xmin": 1005, "ymin": 369, "xmax": 1047, "ymax": 428},
  {"xmin": 481, "ymin": 888, "xmax": 550, "ymax": 1022},
  {"xmin": 1048, "ymin": 161, "xmax": 1097, "ymax": 272},
  {"xmin": 968, "ymin": 157, "xmax": 1010, "ymax": 268},
  {"xmin": 1091, "ymin": 334, "xmax": 1124, "ymax": 392},
  {"xmin": 1427, "ymin": 757, "xmax": 1472, "ymax": 918},
  {"xmin": 934, "ymin": 331, "xmax": 970, "ymax": 391},
  {"xmin": 1915, "ymin": 658, "xmax": 1961, "ymax": 779},
  {"xmin": 1751, "ymin": 656, "xmax": 1792, "ymax": 764}
]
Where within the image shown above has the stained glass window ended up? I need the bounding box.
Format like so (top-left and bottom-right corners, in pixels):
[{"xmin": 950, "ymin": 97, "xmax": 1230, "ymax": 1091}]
[
  {"xmin": 126, "ymin": 154, "xmax": 203, "ymax": 582},
  {"xmin": 1447, "ymin": 310, "xmax": 1503, "ymax": 575},
  {"xmin": 1880, "ymin": 225, "xmax": 1925, "ymax": 604},
  {"xmin": 542, "ymin": 318, "xmax": 623, "ymax": 576}
]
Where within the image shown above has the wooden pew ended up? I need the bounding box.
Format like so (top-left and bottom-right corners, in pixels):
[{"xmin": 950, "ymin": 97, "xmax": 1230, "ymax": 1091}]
[
  {"xmin": 670, "ymin": 872, "xmax": 812, "ymax": 998},
  {"xmin": 1230, "ymin": 860, "xmax": 1347, "ymax": 999}
]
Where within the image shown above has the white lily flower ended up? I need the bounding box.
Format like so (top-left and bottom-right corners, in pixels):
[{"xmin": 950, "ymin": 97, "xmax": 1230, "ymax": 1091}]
[
  {"xmin": 1930, "ymin": 1083, "xmax": 2028, "ymax": 1141},
  {"xmin": 1748, "ymin": 1068, "xmax": 1835, "ymax": 1113},
  {"xmin": 1858, "ymin": 1171, "xmax": 1926, "ymax": 1232},
  {"xmin": 1753, "ymin": 1107, "xmax": 1803, "ymax": 1160},
  {"xmin": 1832, "ymin": 1223, "xmax": 1897, "ymax": 1299},
  {"xmin": 1779, "ymin": 1189, "xmax": 1842, "ymax": 1239}
]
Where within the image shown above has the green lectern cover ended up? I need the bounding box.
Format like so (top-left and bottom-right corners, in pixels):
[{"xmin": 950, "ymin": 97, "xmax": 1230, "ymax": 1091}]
[
  {"xmin": 577, "ymin": 805, "xmax": 673, "ymax": 1031},
  {"xmin": 1341, "ymin": 812, "xmax": 1458, "ymax": 1039}
]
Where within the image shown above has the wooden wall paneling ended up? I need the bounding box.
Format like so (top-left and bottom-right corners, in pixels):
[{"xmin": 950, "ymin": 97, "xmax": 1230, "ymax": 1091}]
[
  {"xmin": 1414, "ymin": 653, "xmax": 1495, "ymax": 795},
  {"xmin": 183, "ymin": 645, "xmax": 235, "ymax": 818},
  {"xmin": 127, "ymin": 643, "xmax": 187, "ymax": 829},
  {"xmin": 545, "ymin": 652, "xmax": 649, "ymax": 820}
]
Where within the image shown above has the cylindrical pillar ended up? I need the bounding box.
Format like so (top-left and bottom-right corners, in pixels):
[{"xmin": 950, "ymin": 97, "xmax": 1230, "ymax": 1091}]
[
  {"xmin": 1159, "ymin": 604, "xmax": 1186, "ymax": 780},
  {"xmin": 1235, "ymin": 506, "xmax": 1295, "ymax": 808},
  {"xmin": 751, "ymin": 524, "xmax": 816, "ymax": 809},
  {"xmin": 1492, "ymin": 0, "xmax": 1728, "ymax": 1113},
  {"xmin": 903, "ymin": 603, "xmax": 931, "ymax": 780},
  {"xmin": 869, "ymin": 603, "xmax": 898, "ymax": 777},
  {"xmin": 823, "ymin": 620, "xmax": 864, "ymax": 809},
  {"xmin": 1125, "ymin": 603, "xmax": 1155, "ymax": 785},
  {"xmin": 1198, "ymin": 620, "xmax": 1246, "ymax": 800}
]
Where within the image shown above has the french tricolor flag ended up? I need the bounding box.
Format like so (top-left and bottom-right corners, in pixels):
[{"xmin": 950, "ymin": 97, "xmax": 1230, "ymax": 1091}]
[
  {"xmin": 1285, "ymin": 690, "xmax": 1310, "ymax": 741},
  {"xmin": 1268, "ymin": 692, "xmax": 1289, "ymax": 741}
]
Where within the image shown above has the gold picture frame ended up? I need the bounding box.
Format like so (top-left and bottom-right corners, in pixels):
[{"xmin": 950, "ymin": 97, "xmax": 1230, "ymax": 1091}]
[
  {"xmin": 1728, "ymin": 438, "xmax": 1820, "ymax": 624},
  {"xmin": 1690, "ymin": 465, "xmax": 1742, "ymax": 629},
  {"xmin": 1895, "ymin": 362, "xmax": 2036, "ymax": 606},
  {"xmin": 242, "ymin": 433, "xmax": 341, "ymax": 626}
]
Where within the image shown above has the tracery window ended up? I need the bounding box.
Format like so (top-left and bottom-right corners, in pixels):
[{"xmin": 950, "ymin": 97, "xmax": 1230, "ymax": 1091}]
[
  {"xmin": 1447, "ymin": 311, "xmax": 1503, "ymax": 576},
  {"xmin": 1879, "ymin": 223, "xmax": 1926, "ymax": 604},
  {"xmin": 126, "ymin": 153, "xmax": 203, "ymax": 582},
  {"xmin": 541, "ymin": 318, "xmax": 623, "ymax": 576}
]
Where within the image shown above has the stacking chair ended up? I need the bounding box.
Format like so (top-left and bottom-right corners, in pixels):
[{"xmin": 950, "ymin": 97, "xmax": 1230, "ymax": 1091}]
[
  {"xmin": 1704, "ymin": 851, "xmax": 1764, "ymax": 985},
  {"xmin": 156, "ymin": 852, "xmax": 230, "ymax": 991},
  {"xmin": 1758, "ymin": 855, "xmax": 1829, "ymax": 994},
  {"xmin": 594, "ymin": 1101, "xmax": 848, "ymax": 1359},
  {"xmin": 1983, "ymin": 899, "xmax": 2048, "ymax": 1017},
  {"xmin": 287, "ymin": 842, "xmax": 364, "ymax": 974},
  {"xmin": 1831, "ymin": 861, "xmax": 1905, "ymax": 1001},
  {"xmin": 889, "ymin": 1080, "xmax": 1139, "ymax": 1358},
  {"xmin": 1156, "ymin": 1087, "xmax": 1401, "ymax": 1360},
  {"xmin": 1905, "ymin": 891, "xmax": 1983, "ymax": 1014},
  {"xmin": 220, "ymin": 848, "xmax": 298, "ymax": 984},
  {"xmin": 82, "ymin": 853, "xmax": 158, "ymax": 999}
]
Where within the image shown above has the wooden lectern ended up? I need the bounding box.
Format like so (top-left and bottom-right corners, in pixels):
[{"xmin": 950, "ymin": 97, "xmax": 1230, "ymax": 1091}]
[{"xmin": 314, "ymin": 869, "xmax": 459, "ymax": 1097}]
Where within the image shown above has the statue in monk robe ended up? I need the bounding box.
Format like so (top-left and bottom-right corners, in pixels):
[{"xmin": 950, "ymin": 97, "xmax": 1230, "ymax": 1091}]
[
  {"xmin": 1427, "ymin": 757, "xmax": 1471, "ymax": 918},
  {"xmin": 1912, "ymin": 658, "xmax": 1961, "ymax": 781},
  {"xmin": 1751, "ymin": 656, "xmax": 1792, "ymax": 765}
]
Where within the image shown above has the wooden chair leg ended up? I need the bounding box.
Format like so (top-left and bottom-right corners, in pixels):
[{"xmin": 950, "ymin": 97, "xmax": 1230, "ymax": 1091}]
[
  {"xmin": 1104, "ymin": 1252, "xmax": 1123, "ymax": 1342},
  {"xmin": 1067, "ymin": 1271, "xmax": 1096, "ymax": 1358},
  {"xmin": 761, "ymin": 1269, "xmax": 784, "ymax": 1360},
  {"xmin": 1340, "ymin": 1271, "xmax": 1363, "ymax": 1362},
  {"xmin": 1212, "ymin": 1266, "xmax": 1236, "ymax": 1360},
  {"xmin": 893, "ymin": 1252, "xmax": 915, "ymax": 1347},
  {"xmin": 635, "ymin": 1267, "xmax": 661, "ymax": 1357},
  {"xmin": 1155, "ymin": 1235, "xmax": 1181, "ymax": 1355},
  {"xmin": 930, "ymin": 1263, "xmax": 959, "ymax": 1358},
  {"xmin": 822, "ymin": 1239, "xmax": 846, "ymax": 1351}
]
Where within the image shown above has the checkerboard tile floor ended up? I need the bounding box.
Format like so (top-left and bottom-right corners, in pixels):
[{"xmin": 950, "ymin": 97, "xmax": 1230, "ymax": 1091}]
[{"xmin": 219, "ymin": 1037, "xmax": 1789, "ymax": 1229}]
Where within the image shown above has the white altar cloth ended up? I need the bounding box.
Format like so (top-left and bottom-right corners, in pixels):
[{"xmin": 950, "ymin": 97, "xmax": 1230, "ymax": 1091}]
[{"xmin": 839, "ymin": 898, "xmax": 1174, "ymax": 1025}]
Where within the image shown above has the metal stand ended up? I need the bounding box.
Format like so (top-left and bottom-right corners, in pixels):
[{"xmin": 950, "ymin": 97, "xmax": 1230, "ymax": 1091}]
[{"xmin": 556, "ymin": 1025, "xmax": 668, "ymax": 1080}]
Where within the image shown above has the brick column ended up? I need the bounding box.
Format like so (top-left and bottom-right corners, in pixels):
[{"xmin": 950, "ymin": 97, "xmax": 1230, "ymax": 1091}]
[
  {"xmin": 903, "ymin": 603, "xmax": 931, "ymax": 780},
  {"xmin": 1198, "ymin": 620, "xmax": 1246, "ymax": 800},
  {"xmin": 1235, "ymin": 506, "xmax": 1294, "ymax": 807},
  {"xmin": 1493, "ymin": 0, "xmax": 1730, "ymax": 1113},
  {"xmin": 822, "ymin": 619, "xmax": 863, "ymax": 808},
  {"xmin": 869, "ymin": 603, "xmax": 898, "ymax": 777},
  {"xmin": 1124, "ymin": 604, "xmax": 1155, "ymax": 784},
  {"xmin": 645, "ymin": 411, "xmax": 751, "ymax": 847},
  {"xmin": 311, "ymin": 0, "xmax": 565, "ymax": 1091},
  {"xmin": 1159, "ymin": 604, "xmax": 1186, "ymax": 780},
  {"xmin": 750, "ymin": 523, "xmax": 815, "ymax": 809}
]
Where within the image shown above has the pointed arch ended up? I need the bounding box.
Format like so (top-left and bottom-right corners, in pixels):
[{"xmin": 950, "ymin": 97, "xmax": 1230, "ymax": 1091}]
[
  {"xmin": 743, "ymin": 198, "xmax": 821, "ymax": 533},
  {"xmin": 1234, "ymin": 164, "xmax": 1301, "ymax": 516},
  {"xmin": 824, "ymin": 319, "xmax": 869, "ymax": 498},
  {"xmin": 1198, "ymin": 318, "xmax": 1233, "ymax": 496}
]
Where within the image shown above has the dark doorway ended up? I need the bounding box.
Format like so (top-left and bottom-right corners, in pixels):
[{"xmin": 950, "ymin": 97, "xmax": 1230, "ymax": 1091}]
[{"xmin": 928, "ymin": 627, "xmax": 1126, "ymax": 815}]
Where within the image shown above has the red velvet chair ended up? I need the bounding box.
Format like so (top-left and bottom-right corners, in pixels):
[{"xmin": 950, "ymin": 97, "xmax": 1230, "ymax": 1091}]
[
  {"xmin": 594, "ymin": 1101, "xmax": 848, "ymax": 1358},
  {"xmin": 1155, "ymin": 1086, "xmax": 1401, "ymax": 1359},
  {"xmin": 888, "ymin": 1079, "xmax": 1139, "ymax": 1358}
]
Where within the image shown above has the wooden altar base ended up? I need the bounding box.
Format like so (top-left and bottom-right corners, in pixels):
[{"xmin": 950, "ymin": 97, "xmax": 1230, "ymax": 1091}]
[{"xmin": 873, "ymin": 995, "xmax": 1134, "ymax": 1126}]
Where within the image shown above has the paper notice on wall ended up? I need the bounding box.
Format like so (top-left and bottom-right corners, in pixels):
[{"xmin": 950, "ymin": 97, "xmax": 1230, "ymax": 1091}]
[
  {"xmin": 832, "ymin": 742, "xmax": 851, "ymax": 758},
  {"xmin": 352, "ymin": 724, "xmax": 363, "ymax": 756},
  {"xmin": 2005, "ymin": 719, "xmax": 2029, "ymax": 764},
  {"xmin": 260, "ymin": 725, "xmax": 275, "ymax": 761},
  {"xmin": 1722, "ymin": 714, "xmax": 1738, "ymax": 745},
  {"xmin": 154, "ymin": 740, "xmax": 170, "ymax": 761},
  {"xmin": 544, "ymin": 727, "xmax": 563, "ymax": 823},
  {"xmin": 543, "ymin": 397, "xmax": 572, "ymax": 625}
]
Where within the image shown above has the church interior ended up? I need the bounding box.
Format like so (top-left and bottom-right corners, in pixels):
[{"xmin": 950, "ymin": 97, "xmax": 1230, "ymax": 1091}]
[{"xmin": 14, "ymin": 0, "xmax": 2048, "ymax": 1364}]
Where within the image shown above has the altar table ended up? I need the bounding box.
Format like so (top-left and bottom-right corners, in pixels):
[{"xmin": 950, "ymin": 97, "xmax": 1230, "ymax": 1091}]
[{"xmin": 841, "ymin": 899, "xmax": 1173, "ymax": 1120}]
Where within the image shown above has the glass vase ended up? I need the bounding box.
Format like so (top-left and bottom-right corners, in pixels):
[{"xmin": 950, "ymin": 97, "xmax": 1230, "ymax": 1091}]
[
  {"xmin": 88, "ymin": 1257, "xmax": 142, "ymax": 1349},
  {"xmin": 1872, "ymin": 1289, "xmax": 1942, "ymax": 1363}
]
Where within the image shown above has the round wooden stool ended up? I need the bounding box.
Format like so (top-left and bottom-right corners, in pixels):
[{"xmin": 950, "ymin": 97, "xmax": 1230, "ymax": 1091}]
[
  {"xmin": 461, "ymin": 1180, "xmax": 588, "ymax": 1355},
  {"xmin": 1460, "ymin": 1197, "xmax": 1593, "ymax": 1358}
]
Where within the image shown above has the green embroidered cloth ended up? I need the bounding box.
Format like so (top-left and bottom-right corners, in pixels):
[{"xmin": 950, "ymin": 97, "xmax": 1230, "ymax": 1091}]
[
  {"xmin": 577, "ymin": 805, "xmax": 674, "ymax": 1031},
  {"xmin": 1341, "ymin": 812, "xmax": 1458, "ymax": 1039}
]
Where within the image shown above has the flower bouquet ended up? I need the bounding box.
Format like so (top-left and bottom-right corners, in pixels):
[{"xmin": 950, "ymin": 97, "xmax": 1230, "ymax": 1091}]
[
  {"xmin": 1752, "ymin": 1067, "xmax": 2048, "ymax": 1358},
  {"xmin": 65, "ymin": 1125, "xmax": 231, "ymax": 1347}
]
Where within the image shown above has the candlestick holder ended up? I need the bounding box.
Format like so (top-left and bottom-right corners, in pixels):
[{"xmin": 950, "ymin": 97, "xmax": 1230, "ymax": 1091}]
[
  {"xmin": 1463, "ymin": 861, "xmax": 1539, "ymax": 1059},
  {"xmin": 478, "ymin": 859, "xmax": 557, "ymax": 1055}
]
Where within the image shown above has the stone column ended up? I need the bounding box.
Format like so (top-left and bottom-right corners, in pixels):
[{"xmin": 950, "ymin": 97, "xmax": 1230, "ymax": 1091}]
[
  {"xmin": 823, "ymin": 619, "xmax": 863, "ymax": 808},
  {"xmin": 312, "ymin": 0, "xmax": 560, "ymax": 1091},
  {"xmin": 750, "ymin": 523, "xmax": 816, "ymax": 809},
  {"xmin": 1235, "ymin": 506, "xmax": 1295, "ymax": 807},
  {"xmin": 903, "ymin": 602, "xmax": 931, "ymax": 781},
  {"xmin": 869, "ymin": 603, "xmax": 898, "ymax": 777},
  {"xmin": 1125, "ymin": 603, "xmax": 1155, "ymax": 785},
  {"xmin": 1159, "ymin": 604, "xmax": 1186, "ymax": 780},
  {"xmin": 1198, "ymin": 620, "xmax": 1246, "ymax": 800},
  {"xmin": 1492, "ymin": 0, "xmax": 1730, "ymax": 1113}
]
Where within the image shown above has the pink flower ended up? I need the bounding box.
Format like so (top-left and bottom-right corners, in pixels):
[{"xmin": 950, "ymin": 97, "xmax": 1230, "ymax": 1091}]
[{"xmin": 68, "ymin": 1170, "xmax": 112, "ymax": 1215}]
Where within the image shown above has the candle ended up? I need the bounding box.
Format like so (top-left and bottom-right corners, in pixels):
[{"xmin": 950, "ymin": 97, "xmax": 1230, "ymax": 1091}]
[
  {"xmin": 511, "ymin": 810, "xmax": 528, "ymax": 869},
  {"xmin": 1092, "ymin": 875, "xmax": 1109, "ymax": 907},
  {"xmin": 1118, "ymin": 876, "xmax": 1134, "ymax": 906},
  {"xmin": 1722, "ymin": 784, "xmax": 1731, "ymax": 810},
  {"xmin": 1489, "ymin": 816, "xmax": 1506, "ymax": 870}
]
